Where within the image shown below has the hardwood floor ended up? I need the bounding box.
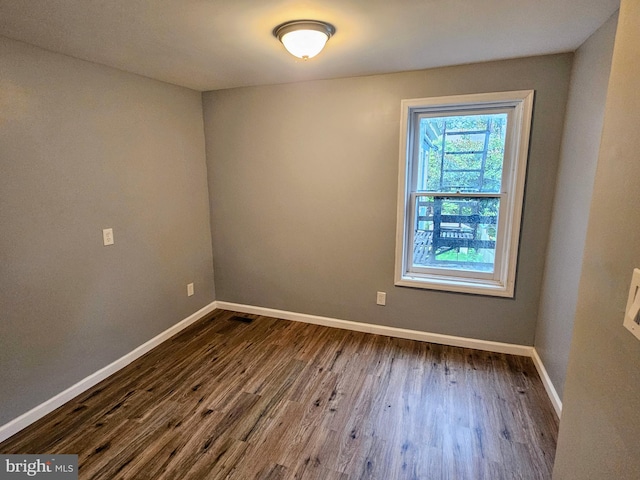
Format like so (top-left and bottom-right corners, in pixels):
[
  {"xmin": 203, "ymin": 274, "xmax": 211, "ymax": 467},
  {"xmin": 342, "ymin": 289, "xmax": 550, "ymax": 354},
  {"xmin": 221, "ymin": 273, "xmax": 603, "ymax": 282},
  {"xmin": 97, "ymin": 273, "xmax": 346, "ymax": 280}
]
[{"xmin": 0, "ymin": 309, "xmax": 559, "ymax": 479}]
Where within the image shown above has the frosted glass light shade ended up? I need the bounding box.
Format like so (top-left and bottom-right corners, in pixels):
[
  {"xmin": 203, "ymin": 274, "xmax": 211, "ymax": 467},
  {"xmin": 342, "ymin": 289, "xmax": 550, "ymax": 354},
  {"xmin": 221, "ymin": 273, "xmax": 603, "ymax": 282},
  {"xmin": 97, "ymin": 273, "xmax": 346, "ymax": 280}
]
[
  {"xmin": 281, "ymin": 30, "xmax": 328, "ymax": 59},
  {"xmin": 274, "ymin": 20, "xmax": 336, "ymax": 60}
]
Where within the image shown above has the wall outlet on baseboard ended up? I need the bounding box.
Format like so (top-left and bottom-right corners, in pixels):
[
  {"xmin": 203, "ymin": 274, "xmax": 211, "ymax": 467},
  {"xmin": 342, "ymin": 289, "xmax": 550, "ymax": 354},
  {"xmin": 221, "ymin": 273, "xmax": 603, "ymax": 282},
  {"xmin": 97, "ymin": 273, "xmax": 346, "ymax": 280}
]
[
  {"xmin": 376, "ymin": 291, "xmax": 386, "ymax": 306},
  {"xmin": 187, "ymin": 283, "xmax": 194, "ymax": 297}
]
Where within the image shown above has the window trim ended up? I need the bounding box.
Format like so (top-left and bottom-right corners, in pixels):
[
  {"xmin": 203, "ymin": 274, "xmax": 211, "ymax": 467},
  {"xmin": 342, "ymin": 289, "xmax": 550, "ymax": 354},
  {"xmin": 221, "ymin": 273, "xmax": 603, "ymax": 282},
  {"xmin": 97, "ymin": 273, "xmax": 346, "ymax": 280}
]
[{"xmin": 394, "ymin": 90, "xmax": 534, "ymax": 297}]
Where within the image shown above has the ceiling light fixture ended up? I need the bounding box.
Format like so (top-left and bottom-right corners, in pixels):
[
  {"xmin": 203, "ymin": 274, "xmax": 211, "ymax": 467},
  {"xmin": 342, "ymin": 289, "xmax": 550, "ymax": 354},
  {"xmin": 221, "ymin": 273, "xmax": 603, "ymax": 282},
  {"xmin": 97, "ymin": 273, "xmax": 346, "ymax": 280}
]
[{"xmin": 273, "ymin": 20, "xmax": 336, "ymax": 60}]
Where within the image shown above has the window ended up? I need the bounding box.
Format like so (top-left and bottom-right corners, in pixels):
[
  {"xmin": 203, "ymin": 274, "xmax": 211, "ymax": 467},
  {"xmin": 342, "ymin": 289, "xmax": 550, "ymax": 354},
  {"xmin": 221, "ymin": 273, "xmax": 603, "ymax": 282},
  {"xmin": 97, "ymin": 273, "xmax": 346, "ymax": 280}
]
[{"xmin": 395, "ymin": 91, "xmax": 534, "ymax": 297}]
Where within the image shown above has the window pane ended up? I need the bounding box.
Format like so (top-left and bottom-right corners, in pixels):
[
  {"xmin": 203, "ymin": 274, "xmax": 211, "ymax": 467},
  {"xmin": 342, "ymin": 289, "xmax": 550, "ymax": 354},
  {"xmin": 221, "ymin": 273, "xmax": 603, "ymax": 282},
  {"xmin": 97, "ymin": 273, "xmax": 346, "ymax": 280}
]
[
  {"xmin": 418, "ymin": 113, "xmax": 507, "ymax": 193},
  {"xmin": 413, "ymin": 196, "xmax": 500, "ymax": 273}
]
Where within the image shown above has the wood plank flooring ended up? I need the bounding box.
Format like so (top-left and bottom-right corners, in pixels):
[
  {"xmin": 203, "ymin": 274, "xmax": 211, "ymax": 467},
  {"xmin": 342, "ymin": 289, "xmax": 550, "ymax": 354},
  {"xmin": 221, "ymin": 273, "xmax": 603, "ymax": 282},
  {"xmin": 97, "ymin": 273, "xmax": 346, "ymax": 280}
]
[{"xmin": 0, "ymin": 309, "xmax": 559, "ymax": 479}]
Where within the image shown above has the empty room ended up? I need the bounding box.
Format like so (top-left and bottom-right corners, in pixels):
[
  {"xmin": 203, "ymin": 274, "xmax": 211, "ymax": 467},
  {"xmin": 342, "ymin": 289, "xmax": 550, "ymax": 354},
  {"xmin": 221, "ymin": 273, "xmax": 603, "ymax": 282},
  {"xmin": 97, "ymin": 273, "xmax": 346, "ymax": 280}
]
[{"xmin": 1, "ymin": 0, "xmax": 639, "ymax": 478}]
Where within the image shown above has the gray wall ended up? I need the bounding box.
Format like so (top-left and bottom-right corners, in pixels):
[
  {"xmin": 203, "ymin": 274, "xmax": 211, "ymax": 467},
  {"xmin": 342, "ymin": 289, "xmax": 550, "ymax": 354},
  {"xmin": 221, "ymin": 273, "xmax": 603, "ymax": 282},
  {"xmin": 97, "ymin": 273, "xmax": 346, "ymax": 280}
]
[
  {"xmin": 553, "ymin": 0, "xmax": 640, "ymax": 477},
  {"xmin": 203, "ymin": 54, "xmax": 572, "ymax": 345},
  {"xmin": 535, "ymin": 14, "xmax": 617, "ymax": 401},
  {"xmin": 0, "ymin": 37, "xmax": 215, "ymax": 425}
]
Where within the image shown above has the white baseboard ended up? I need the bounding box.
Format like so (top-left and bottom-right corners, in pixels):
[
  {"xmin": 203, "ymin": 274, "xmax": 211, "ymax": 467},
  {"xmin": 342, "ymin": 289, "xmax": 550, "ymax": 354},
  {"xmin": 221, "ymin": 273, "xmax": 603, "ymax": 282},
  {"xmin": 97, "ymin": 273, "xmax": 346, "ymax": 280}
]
[
  {"xmin": 0, "ymin": 301, "xmax": 217, "ymax": 444},
  {"xmin": 531, "ymin": 348, "xmax": 563, "ymax": 418},
  {"xmin": 1, "ymin": 300, "xmax": 561, "ymax": 444},
  {"xmin": 215, "ymin": 301, "xmax": 534, "ymax": 357}
]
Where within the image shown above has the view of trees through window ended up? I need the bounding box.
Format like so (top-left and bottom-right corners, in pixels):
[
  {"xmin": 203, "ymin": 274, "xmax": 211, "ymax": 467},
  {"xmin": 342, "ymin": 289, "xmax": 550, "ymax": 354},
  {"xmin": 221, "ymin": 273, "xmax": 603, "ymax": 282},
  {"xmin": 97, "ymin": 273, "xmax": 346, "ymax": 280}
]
[{"xmin": 413, "ymin": 113, "xmax": 507, "ymax": 272}]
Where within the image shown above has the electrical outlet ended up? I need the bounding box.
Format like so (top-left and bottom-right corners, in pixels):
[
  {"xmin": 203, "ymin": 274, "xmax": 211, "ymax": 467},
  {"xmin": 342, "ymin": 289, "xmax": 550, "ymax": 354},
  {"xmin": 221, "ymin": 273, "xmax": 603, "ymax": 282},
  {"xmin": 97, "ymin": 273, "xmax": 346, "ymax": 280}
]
[
  {"xmin": 376, "ymin": 291, "xmax": 386, "ymax": 306},
  {"xmin": 102, "ymin": 228, "xmax": 114, "ymax": 246},
  {"xmin": 187, "ymin": 283, "xmax": 194, "ymax": 297}
]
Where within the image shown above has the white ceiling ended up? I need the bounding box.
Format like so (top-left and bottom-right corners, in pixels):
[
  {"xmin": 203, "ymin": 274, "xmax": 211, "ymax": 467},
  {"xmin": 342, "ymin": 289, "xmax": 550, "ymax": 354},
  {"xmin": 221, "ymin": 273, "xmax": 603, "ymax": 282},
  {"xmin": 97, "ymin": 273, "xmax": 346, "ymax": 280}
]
[{"xmin": 0, "ymin": 0, "xmax": 619, "ymax": 92}]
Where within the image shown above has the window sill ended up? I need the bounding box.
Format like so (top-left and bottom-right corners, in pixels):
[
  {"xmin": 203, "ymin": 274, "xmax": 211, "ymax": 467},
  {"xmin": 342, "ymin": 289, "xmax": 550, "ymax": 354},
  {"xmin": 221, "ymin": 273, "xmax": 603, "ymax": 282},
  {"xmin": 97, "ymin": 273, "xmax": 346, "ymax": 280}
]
[{"xmin": 395, "ymin": 274, "xmax": 514, "ymax": 298}]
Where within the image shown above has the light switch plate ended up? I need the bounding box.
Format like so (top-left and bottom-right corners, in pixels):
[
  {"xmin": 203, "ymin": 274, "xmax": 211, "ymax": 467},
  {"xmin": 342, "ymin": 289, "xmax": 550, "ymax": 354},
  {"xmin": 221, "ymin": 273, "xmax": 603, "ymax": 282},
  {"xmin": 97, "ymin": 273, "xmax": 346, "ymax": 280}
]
[
  {"xmin": 623, "ymin": 268, "xmax": 640, "ymax": 341},
  {"xmin": 102, "ymin": 228, "xmax": 114, "ymax": 246},
  {"xmin": 187, "ymin": 283, "xmax": 194, "ymax": 297}
]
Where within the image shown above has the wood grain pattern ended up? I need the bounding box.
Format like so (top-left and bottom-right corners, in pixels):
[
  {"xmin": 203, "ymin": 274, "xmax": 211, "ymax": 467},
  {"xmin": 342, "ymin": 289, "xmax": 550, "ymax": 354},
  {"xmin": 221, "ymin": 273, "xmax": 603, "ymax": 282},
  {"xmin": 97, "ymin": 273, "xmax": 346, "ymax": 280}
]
[{"xmin": 0, "ymin": 309, "xmax": 559, "ymax": 479}]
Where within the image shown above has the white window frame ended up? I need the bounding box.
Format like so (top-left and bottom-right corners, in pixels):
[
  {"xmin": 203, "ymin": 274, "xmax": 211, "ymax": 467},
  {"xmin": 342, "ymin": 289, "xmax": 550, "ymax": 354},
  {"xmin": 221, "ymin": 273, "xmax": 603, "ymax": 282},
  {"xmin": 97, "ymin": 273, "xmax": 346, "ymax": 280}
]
[{"xmin": 394, "ymin": 90, "xmax": 534, "ymax": 297}]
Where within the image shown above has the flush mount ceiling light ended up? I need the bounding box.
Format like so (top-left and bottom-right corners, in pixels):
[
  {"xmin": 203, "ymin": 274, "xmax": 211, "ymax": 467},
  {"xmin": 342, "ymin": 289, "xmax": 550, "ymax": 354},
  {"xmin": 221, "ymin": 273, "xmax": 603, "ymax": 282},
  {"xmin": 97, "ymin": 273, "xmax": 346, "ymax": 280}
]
[{"xmin": 273, "ymin": 20, "xmax": 336, "ymax": 60}]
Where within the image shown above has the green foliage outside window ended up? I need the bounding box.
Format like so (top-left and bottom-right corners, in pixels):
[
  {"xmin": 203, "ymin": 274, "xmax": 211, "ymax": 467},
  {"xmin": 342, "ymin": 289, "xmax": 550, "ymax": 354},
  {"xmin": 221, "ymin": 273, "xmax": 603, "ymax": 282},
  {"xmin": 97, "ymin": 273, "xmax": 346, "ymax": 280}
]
[{"xmin": 419, "ymin": 114, "xmax": 507, "ymax": 193}]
